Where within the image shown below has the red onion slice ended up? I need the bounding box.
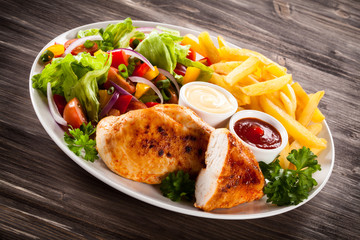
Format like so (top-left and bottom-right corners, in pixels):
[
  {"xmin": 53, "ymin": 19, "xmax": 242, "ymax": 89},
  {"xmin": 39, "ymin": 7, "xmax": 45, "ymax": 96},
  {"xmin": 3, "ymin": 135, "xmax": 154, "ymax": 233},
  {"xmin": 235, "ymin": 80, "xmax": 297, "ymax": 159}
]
[
  {"xmin": 47, "ymin": 83, "xmax": 67, "ymax": 126},
  {"xmin": 176, "ymin": 63, "xmax": 187, "ymax": 73},
  {"xmin": 136, "ymin": 27, "xmax": 162, "ymax": 33},
  {"xmin": 109, "ymin": 81, "xmax": 140, "ymax": 102},
  {"xmin": 99, "ymin": 91, "xmax": 120, "ymax": 118},
  {"xmin": 64, "ymin": 35, "xmax": 103, "ymax": 55},
  {"xmin": 108, "ymin": 48, "xmax": 155, "ymax": 71},
  {"xmin": 158, "ymin": 68, "xmax": 180, "ymax": 94},
  {"xmin": 128, "ymin": 76, "xmax": 163, "ymax": 104}
]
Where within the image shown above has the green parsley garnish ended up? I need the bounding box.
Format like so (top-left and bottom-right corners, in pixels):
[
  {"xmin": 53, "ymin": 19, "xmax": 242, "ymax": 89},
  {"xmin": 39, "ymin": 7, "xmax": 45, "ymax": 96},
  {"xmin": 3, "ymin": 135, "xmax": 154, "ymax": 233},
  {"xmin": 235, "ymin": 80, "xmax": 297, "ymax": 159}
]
[
  {"xmin": 259, "ymin": 147, "xmax": 321, "ymax": 206},
  {"xmin": 64, "ymin": 123, "xmax": 98, "ymax": 162},
  {"xmin": 160, "ymin": 170, "xmax": 195, "ymax": 202}
]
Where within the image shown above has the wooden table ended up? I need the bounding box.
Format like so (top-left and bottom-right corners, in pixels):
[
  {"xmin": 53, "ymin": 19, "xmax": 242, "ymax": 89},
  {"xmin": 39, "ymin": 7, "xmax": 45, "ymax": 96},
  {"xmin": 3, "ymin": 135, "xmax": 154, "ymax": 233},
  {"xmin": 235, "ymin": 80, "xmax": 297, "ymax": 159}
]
[{"xmin": 1, "ymin": 0, "xmax": 359, "ymax": 239}]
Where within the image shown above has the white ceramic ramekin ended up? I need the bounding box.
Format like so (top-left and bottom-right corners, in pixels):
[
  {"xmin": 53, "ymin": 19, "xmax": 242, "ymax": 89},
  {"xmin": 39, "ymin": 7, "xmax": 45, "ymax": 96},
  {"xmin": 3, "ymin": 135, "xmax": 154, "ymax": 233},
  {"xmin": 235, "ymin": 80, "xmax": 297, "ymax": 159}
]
[
  {"xmin": 229, "ymin": 110, "xmax": 288, "ymax": 164},
  {"xmin": 178, "ymin": 82, "xmax": 238, "ymax": 128}
]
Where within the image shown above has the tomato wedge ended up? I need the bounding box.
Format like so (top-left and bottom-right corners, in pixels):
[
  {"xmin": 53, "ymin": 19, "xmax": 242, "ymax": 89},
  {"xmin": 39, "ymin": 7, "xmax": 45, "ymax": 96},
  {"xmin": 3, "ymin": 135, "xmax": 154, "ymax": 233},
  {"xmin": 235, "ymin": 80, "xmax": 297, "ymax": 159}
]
[
  {"xmin": 63, "ymin": 98, "xmax": 87, "ymax": 129},
  {"xmin": 113, "ymin": 95, "xmax": 133, "ymax": 114}
]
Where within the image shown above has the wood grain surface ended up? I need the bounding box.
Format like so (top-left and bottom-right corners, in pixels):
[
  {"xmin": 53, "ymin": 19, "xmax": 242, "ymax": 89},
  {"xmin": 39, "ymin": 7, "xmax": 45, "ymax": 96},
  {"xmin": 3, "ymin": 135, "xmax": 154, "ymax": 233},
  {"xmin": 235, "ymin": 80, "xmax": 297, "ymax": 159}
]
[{"xmin": 1, "ymin": 0, "xmax": 359, "ymax": 239}]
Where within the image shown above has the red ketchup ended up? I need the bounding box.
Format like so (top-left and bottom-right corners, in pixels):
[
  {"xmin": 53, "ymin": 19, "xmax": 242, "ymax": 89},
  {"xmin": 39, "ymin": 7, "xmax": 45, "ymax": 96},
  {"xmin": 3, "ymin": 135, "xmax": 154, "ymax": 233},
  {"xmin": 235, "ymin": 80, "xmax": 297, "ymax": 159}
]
[{"xmin": 234, "ymin": 118, "xmax": 281, "ymax": 149}]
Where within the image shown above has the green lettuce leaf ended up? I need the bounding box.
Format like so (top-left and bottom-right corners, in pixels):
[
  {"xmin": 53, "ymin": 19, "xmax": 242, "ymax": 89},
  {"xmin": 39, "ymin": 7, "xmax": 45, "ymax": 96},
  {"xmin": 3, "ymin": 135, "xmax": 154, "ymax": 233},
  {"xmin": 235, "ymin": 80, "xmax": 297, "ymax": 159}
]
[
  {"xmin": 32, "ymin": 51, "xmax": 111, "ymax": 122},
  {"xmin": 101, "ymin": 17, "xmax": 144, "ymax": 49},
  {"xmin": 77, "ymin": 28, "xmax": 100, "ymax": 38},
  {"xmin": 32, "ymin": 57, "xmax": 67, "ymax": 95},
  {"xmin": 65, "ymin": 54, "xmax": 112, "ymax": 122},
  {"xmin": 135, "ymin": 31, "xmax": 185, "ymax": 73},
  {"xmin": 135, "ymin": 31, "xmax": 213, "ymax": 83}
]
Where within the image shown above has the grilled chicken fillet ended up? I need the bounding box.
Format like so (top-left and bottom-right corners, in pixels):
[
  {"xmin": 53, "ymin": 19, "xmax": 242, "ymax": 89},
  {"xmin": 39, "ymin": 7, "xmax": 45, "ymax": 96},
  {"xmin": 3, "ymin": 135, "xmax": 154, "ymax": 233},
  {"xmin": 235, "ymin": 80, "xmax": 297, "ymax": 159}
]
[
  {"xmin": 195, "ymin": 128, "xmax": 265, "ymax": 212},
  {"xmin": 96, "ymin": 104, "xmax": 214, "ymax": 184}
]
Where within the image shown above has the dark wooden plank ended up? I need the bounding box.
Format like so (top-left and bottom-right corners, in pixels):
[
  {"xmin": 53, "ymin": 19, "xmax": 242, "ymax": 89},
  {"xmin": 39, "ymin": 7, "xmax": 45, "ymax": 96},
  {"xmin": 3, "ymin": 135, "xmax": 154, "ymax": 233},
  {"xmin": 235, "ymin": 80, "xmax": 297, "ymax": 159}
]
[{"xmin": 1, "ymin": 0, "xmax": 359, "ymax": 239}]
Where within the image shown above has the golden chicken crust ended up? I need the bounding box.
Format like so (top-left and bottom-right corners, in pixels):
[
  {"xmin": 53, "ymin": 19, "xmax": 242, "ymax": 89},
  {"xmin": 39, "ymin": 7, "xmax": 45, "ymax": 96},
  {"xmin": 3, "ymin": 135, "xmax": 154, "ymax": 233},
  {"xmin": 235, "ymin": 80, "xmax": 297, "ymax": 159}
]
[
  {"xmin": 96, "ymin": 105, "xmax": 214, "ymax": 184},
  {"xmin": 195, "ymin": 129, "xmax": 265, "ymax": 211}
]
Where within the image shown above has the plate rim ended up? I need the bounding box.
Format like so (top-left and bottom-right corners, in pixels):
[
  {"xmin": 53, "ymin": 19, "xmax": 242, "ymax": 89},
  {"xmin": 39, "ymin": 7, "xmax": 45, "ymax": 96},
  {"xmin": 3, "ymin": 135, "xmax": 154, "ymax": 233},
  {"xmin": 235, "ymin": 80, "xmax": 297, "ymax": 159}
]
[{"xmin": 29, "ymin": 20, "xmax": 335, "ymax": 220}]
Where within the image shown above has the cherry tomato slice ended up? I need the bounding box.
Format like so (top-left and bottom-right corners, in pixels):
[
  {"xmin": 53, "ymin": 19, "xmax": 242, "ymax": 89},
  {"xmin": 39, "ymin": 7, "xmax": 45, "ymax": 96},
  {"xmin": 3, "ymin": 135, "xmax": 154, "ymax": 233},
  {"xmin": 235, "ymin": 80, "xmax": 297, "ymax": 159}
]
[
  {"xmin": 64, "ymin": 39, "xmax": 98, "ymax": 55},
  {"xmin": 71, "ymin": 42, "xmax": 98, "ymax": 55},
  {"xmin": 63, "ymin": 98, "xmax": 87, "ymax": 129}
]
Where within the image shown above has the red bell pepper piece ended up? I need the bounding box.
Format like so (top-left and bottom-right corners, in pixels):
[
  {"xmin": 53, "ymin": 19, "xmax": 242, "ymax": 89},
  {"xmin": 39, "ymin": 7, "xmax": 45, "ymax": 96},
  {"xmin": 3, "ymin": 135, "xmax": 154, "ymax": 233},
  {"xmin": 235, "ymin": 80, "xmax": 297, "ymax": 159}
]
[
  {"xmin": 145, "ymin": 102, "xmax": 159, "ymax": 108},
  {"xmin": 186, "ymin": 47, "xmax": 196, "ymax": 61},
  {"xmin": 113, "ymin": 95, "xmax": 133, "ymax": 114},
  {"xmin": 132, "ymin": 63, "xmax": 150, "ymax": 77},
  {"xmin": 111, "ymin": 50, "xmax": 129, "ymax": 68},
  {"xmin": 198, "ymin": 57, "xmax": 212, "ymax": 66}
]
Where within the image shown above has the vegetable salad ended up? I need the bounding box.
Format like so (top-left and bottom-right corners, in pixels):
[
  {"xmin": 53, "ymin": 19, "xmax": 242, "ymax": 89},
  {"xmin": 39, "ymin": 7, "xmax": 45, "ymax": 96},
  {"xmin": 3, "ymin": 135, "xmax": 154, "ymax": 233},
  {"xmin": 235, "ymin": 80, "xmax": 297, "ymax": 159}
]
[{"xmin": 32, "ymin": 17, "xmax": 214, "ymax": 128}]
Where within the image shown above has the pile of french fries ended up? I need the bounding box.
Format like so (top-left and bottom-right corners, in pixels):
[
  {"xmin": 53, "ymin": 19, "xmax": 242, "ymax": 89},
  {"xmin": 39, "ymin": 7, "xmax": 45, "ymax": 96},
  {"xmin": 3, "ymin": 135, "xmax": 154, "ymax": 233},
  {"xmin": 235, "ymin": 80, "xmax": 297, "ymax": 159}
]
[{"xmin": 182, "ymin": 32, "xmax": 327, "ymax": 169}]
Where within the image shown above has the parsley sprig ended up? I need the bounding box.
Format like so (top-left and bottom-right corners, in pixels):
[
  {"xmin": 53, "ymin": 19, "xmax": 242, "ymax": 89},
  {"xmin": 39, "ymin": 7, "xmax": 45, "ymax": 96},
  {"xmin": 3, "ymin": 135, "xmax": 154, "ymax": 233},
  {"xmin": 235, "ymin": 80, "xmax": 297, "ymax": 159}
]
[
  {"xmin": 160, "ymin": 170, "xmax": 195, "ymax": 202},
  {"xmin": 259, "ymin": 147, "xmax": 321, "ymax": 206},
  {"xmin": 64, "ymin": 123, "xmax": 98, "ymax": 162}
]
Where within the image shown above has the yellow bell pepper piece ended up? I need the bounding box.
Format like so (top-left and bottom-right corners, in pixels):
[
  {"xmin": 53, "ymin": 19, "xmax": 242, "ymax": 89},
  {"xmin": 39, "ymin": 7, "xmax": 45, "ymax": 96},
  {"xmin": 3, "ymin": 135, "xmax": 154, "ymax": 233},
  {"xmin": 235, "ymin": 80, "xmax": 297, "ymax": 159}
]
[
  {"xmin": 135, "ymin": 83, "xmax": 151, "ymax": 99},
  {"xmin": 46, "ymin": 44, "xmax": 65, "ymax": 57},
  {"xmin": 143, "ymin": 66, "xmax": 159, "ymax": 80},
  {"xmin": 99, "ymin": 90, "xmax": 112, "ymax": 109},
  {"xmin": 183, "ymin": 67, "xmax": 201, "ymax": 84},
  {"xmin": 94, "ymin": 49, "xmax": 105, "ymax": 56}
]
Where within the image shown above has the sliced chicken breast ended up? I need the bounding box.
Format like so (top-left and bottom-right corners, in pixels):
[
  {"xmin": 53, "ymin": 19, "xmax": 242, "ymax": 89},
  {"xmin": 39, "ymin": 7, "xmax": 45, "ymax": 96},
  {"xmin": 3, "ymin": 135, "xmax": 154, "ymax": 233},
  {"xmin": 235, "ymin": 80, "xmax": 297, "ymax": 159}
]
[
  {"xmin": 195, "ymin": 128, "xmax": 265, "ymax": 212},
  {"xmin": 96, "ymin": 105, "xmax": 214, "ymax": 184}
]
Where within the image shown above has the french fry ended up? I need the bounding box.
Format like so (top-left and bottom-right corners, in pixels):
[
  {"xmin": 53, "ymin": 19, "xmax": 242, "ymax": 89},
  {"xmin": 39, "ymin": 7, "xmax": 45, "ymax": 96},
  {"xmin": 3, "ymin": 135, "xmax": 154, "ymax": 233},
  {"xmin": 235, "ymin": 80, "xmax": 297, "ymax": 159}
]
[
  {"xmin": 248, "ymin": 96, "xmax": 262, "ymax": 111},
  {"xmin": 281, "ymin": 84, "xmax": 297, "ymax": 107},
  {"xmin": 210, "ymin": 61, "xmax": 242, "ymax": 75},
  {"xmin": 225, "ymin": 56, "xmax": 260, "ymax": 86},
  {"xmin": 230, "ymin": 86, "xmax": 251, "ymax": 106},
  {"xmin": 287, "ymin": 122, "xmax": 324, "ymax": 169},
  {"xmin": 297, "ymin": 91, "xmax": 325, "ymax": 127},
  {"xmin": 241, "ymin": 74, "xmax": 292, "ymax": 96},
  {"xmin": 198, "ymin": 32, "xmax": 220, "ymax": 64},
  {"xmin": 209, "ymin": 72, "xmax": 229, "ymax": 89},
  {"xmin": 218, "ymin": 46, "xmax": 251, "ymax": 61},
  {"xmin": 217, "ymin": 35, "xmax": 227, "ymax": 48},
  {"xmin": 266, "ymin": 92, "xmax": 284, "ymax": 109},
  {"xmin": 219, "ymin": 47, "xmax": 287, "ymax": 72},
  {"xmin": 182, "ymin": 34, "xmax": 207, "ymax": 57},
  {"xmin": 259, "ymin": 96, "xmax": 327, "ymax": 148},
  {"xmin": 238, "ymin": 74, "xmax": 260, "ymax": 87},
  {"xmin": 209, "ymin": 73, "xmax": 250, "ymax": 106},
  {"xmin": 307, "ymin": 123, "xmax": 323, "ymax": 135},
  {"xmin": 291, "ymin": 82, "xmax": 325, "ymax": 122},
  {"xmin": 280, "ymin": 92, "xmax": 296, "ymax": 118},
  {"xmin": 289, "ymin": 123, "xmax": 323, "ymax": 151},
  {"xmin": 279, "ymin": 141, "xmax": 290, "ymax": 169},
  {"xmin": 264, "ymin": 63, "xmax": 287, "ymax": 77}
]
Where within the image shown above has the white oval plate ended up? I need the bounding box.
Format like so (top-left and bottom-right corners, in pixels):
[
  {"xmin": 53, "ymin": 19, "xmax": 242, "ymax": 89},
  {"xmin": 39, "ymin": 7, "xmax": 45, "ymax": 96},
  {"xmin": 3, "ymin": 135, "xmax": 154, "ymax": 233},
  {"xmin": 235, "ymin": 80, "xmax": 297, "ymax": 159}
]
[{"xmin": 29, "ymin": 20, "xmax": 335, "ymax": 220}]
